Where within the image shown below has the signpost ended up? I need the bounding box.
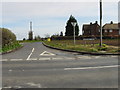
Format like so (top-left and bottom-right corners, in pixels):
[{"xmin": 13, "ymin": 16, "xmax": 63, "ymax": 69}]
[{"xmin": 71, "ymin": 22, "xmax": 77, "ymax": 46}]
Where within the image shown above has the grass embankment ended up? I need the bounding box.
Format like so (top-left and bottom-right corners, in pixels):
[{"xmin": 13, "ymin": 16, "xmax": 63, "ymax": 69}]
[
  {"xmin": 0, "ymin": 42, "xmax": 23, "ymax": 53},
  {"xmin": 0, "ymin": 40, "xmax": 42, "ymax": 54},
  {"xmin": 44, "ymin": 40, "xmax": 119, "ymax": 54}
]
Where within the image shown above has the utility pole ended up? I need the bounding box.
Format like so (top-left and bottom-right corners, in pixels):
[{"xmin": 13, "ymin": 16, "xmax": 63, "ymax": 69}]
[{"xmin": 100, "ymin": 0, "xmax": 103, "ymax": 47}]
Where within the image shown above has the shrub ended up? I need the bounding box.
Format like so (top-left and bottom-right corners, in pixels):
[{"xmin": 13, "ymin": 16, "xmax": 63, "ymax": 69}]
[
  {"xmin": 0, "ymin": 28, "xmax": 16, "ymax": 47},
  {"xmin": 102, "ymin": 44, "xmax": 107, "ymax": 47},
  {"xmin": 90, "ymin": 48, "xmax": 98, "ymax": 52},
  {"xmin": 98, "ymin": 47, "xmax": 107, "ymax": 51}
]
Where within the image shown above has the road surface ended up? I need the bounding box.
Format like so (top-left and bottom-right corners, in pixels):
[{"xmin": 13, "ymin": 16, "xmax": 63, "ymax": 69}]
[{"xmin": 2, "ymin": 42, "xmax": 119, "ymax": 88}]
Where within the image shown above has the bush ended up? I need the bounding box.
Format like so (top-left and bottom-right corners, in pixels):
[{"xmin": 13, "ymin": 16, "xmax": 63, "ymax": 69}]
[
  {"xmin": 0, "ymin": 28, "xmax": 16, "ymax": 47},
  {"xmin": 98, "ymin": 47, "xmax": 107, "ymax": 51},
  {"xmin": 90, "ymin": 48, "xmax": 98, "ymax": 52},
  {"xmin": 102, "ymin": 44, "xmax": 107, "ymax": 47}
]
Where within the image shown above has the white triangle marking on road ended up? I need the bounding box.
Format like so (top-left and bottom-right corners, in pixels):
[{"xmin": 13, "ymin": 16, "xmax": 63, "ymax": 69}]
[{"xmin": 40, "ymin": 51, "xmax": 55, "ymax": 56}]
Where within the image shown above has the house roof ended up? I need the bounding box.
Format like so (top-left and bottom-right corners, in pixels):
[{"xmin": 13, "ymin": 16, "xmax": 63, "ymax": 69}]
[
  {"xmin": 103, "ymin": 23, "xmax": 118, "ymax": 30},
  {"xmin": 83, "ymin": 24, "xmax": 90, "ymax": 30},
  {"xmin": 83, "ymin": 23, "xmax": 99, "ymax": 30}
]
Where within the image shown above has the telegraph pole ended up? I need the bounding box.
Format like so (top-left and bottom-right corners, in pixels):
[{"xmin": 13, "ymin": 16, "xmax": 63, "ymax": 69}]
[{"xmin": 100, "ymin": 0, "xmax": 103, "ymax": 47}]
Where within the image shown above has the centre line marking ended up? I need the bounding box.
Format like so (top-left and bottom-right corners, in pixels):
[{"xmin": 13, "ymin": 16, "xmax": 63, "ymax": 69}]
[
  {"xmin": 32, "ymin": 48, "xmax": 35, "ymax": 52},
  {"xmin": 64, "ymin": 65, "xmax": 119, "ymax": 70},
  {"xmin": 27, "ymin": 48, "xmax": 34, "ymax": 60}
]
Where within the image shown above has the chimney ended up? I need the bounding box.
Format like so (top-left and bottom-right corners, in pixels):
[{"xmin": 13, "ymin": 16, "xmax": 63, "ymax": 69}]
[
  {"xmin": 90, "ymin": 22, "xmax": 92, "ymax": 25},
  {"xmin": 95, "ymin": 21, "xmax": 98, "ymax": 24},
  {"xmin": 110, "ymin": 21, "xmax": 113, "ymax": 24}
]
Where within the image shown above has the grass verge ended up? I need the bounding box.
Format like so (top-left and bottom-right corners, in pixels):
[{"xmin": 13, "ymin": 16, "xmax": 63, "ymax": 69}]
[
  {"xmin": 18, "ymin": 40, "xmax": 42, "ymax": 43},
  {"xmin": 0, "ymin": 42, "xmax": 23, "ymax": 54},
  {"xmin": 44, "ymin": 40, "xmax": 119, "ymax": 54}
]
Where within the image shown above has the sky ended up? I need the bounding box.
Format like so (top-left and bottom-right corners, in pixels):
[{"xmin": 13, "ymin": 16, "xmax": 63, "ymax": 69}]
[{"xmin": 1, "ymin": 0, "xmax": 119, "ymax": 40}]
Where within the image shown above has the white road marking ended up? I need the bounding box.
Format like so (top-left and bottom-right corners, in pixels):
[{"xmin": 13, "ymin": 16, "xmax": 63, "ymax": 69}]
[
  {"xmin": 10, "ymin": 59, "xmax": 23, "ymax": 61},
  {"xmin": 94, "ymin": 56, "xmax": 101, "ymax": 59},
  {"xmin": 0, "ymin": 59, "xmax": 8, "ymax": 61},
  {"xmin": 9, "ymin": 69, "xmax": 12, "ymax": 72},
  {"xmin": 26, "ymin": 82, "xmax": 42, "ymax": 88},
  {"xmin": 64, "ymin": 57, "xmax": 75, "ymax": 60},
  {"xmin": 3, "ymin": 86, "xmax": 22, "ymax": 88},
  {"xmin": 27, "ymin": 48, "xmax": 34, "ymax": 60},
  {"xmin": 111, "ymin": 56, "xmax": 118, "ymax": 58},
  {"xmin": 3, "ymin": 86, "xmax": 12, "ymax": 88},
  {"xmin": 52, "ymin": 57, "xmax": 64, "ymax": 60},
  {"xmin": 40, "ymin": 51, "xmax": 55, "ymax": 56},
  {"xmin": 64, "ymin": 65, "xmax": 119, "ymax": 70},
  {"xmin": 32, "ymin": 48, "xmax": 35, "ymax": 52},
  {"xmin": 77, "ymin": 56, "xmax": 91, "ymax": 59},
  {"xmin": 27, "ymin": 58, "xmax": 37, "ymax": 60},
  {"xmin": 26, "ymin": 52, "xmax": 33, "ymax": 60},
  {"xmin": 39, "ymin": 58, "xmax": 51, "ymax": 60},
  {"xmin": 13, "ymin": 86, "xmax": 22, "ymax": 88}
]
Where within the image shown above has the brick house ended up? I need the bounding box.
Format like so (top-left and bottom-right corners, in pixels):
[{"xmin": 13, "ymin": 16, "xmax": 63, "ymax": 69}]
[
  {"xmin": 82, "ymin": 21, "xmax": 100, "ymax": 38},
  {"xmin": 102, "ymin": 21, "xmax": 119, "ymax": 38},
  {"xmin": 82, "ymin": 21, "xmax": 119, "ymax": 38}
]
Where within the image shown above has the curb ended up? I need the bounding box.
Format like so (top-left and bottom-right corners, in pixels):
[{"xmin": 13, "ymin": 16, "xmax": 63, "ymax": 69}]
[
  {"xmin": 42, "ymin": 42, "xmax": 120, "ymax": 56},
  {"xmin": 1, "ymin": 45, "xmax": 24, "ymax": 55}
]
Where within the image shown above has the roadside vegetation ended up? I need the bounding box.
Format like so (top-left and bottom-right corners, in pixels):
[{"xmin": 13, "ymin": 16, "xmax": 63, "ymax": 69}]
[
  {"xmin": 44, "ymin": 40, "xmax": 119, "ymax": 54},
  {"xmin": 0, "ymin": 28, "xmax": 22, "ymax": 53},
  {"xmin": 1, "ymin": 42, "xmax": 22, "ymax": 53},
  {"xmin": 18, "ymin": 40, "xmax": 42, "ymax": 43}
]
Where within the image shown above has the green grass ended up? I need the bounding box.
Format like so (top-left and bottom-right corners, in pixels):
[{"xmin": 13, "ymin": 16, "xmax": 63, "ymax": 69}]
[
  {"xmin": 18, "ymin": 40, "xmax": 43, "ymax": 43},
  {"xmin": 0, "ymin": 42, "xmax": 23, "ymax": 53},
  {"xmin": 44, "ymin": 40, "xmax": 119, "ymax": 54}
]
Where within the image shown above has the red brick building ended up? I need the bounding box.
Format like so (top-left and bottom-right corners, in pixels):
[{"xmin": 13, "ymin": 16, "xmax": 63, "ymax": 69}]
[
  {"xmin": 102, "ymin": 21, "xmax": 119, "ymax": 38},
  {"xmin": 82, "ymin": 21, "xmax": 100, "ymax": 38},
  {"xmin": 82, "ymin": 21, "xmax": 119, "ymax": 38}
]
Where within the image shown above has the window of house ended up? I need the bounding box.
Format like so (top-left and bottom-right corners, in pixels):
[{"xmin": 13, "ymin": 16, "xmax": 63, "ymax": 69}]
[
  {"xmin": 105, "ymin": 30, "xmax": 107, "ymax": 32},
  {"xmin": 82, "ymin": 30, "xmax": 84, "ymax": 34},
  {"xmin": 99, "ymin": 29, "xmax": 100, "ymax": 32},
  {"xmin": 109, "ymin": 30, "xmax": 113, "ymax": 32}
]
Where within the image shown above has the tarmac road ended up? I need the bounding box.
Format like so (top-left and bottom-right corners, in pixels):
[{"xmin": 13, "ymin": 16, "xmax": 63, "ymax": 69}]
[{"xmin": 2, "ymin": 42, "xmax": 119, "ymax": 88}]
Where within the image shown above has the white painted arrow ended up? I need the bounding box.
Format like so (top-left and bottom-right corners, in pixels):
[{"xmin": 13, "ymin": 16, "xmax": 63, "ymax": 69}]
[{"xmin": 40, "ymin": 51, "xmax": 55, "ymax": 56}]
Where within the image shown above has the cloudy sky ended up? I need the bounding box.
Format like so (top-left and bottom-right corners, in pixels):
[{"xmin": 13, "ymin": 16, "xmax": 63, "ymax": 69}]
[{"xmin": 1, "ymin": 0, "xmax": 119, "ymax": 40}]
